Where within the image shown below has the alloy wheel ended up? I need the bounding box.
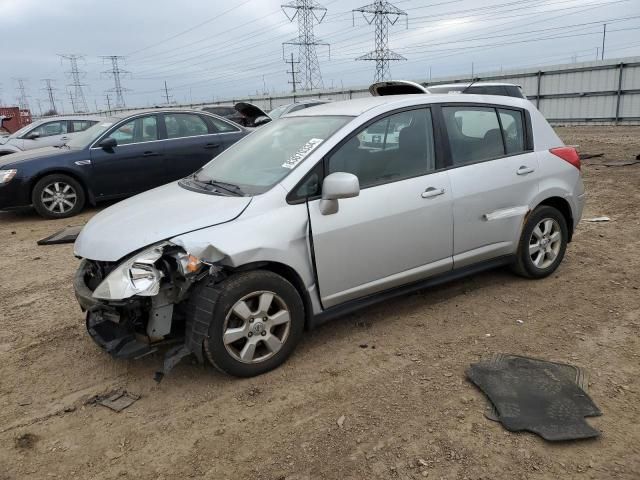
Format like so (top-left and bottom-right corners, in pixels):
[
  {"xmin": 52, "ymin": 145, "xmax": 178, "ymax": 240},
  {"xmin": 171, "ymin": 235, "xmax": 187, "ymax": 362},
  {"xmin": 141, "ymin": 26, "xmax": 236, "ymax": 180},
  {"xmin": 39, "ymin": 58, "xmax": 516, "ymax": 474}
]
[
  {"xmin": 529, "ymin": 218, "xmax": 562, "ymax": 269},
  {"xmin": 222, "ymin": 291, "xmax": 291, "ymax": 364},
  {"xmin": 40, "ymin": 181, "xmax": 77, "ymax": 214}
]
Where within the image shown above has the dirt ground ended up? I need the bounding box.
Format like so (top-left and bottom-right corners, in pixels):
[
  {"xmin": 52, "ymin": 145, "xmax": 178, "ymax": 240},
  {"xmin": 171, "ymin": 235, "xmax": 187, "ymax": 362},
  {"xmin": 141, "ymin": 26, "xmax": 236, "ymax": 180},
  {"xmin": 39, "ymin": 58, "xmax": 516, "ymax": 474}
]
[{"xmin": 1, "ymin": 126, "xmax": 639, "ymax": 480}]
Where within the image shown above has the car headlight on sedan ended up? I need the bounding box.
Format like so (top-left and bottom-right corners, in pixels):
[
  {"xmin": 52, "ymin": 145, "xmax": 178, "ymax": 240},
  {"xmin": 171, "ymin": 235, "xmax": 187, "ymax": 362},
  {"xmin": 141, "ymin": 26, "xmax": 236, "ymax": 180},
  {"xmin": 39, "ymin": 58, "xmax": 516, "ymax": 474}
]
[
  {"xmin": 0, "ymin": 169, "xmax": 17, "ymax": 184},
  {"xmin": 92, "ymin": 243, "xmax": 169, "ymax": 300}
]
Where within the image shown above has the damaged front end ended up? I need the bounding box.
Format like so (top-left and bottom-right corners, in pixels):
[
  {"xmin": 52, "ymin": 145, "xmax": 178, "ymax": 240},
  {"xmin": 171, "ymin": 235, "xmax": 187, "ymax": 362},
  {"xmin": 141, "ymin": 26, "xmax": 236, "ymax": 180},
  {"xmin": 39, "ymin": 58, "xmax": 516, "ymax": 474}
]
[{"xmin": 74, "ymin": 242, "xmax": 221, "ymax": 379}]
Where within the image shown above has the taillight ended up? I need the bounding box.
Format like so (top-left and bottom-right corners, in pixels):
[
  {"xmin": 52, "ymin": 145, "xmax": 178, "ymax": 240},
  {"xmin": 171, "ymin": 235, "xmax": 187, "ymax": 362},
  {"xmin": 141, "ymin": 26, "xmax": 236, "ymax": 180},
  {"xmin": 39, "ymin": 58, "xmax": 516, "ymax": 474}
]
[{"xmin": 549, "ymin": 146, "xmax": 581, "ymax": 170}]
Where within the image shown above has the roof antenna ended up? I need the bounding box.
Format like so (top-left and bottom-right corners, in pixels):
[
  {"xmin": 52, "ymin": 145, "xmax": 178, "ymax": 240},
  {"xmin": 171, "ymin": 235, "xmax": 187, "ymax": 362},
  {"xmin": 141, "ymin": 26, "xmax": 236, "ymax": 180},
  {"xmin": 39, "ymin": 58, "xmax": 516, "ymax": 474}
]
[{"xmin": 461, "ymin": 78, "xmax": 479, "ymax": 94}]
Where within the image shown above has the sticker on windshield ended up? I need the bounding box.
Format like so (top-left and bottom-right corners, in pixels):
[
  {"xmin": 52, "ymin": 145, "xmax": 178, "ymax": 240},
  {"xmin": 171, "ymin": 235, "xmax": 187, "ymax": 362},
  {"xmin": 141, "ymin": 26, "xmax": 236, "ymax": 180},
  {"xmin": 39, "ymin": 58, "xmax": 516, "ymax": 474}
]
[
  {"xmin": 100, "ymin": 122, "xmax": 113, "ymax": 127},
  {"xmin": 282, "ymin": 138, "xmax": 324, "ymax": 169}
]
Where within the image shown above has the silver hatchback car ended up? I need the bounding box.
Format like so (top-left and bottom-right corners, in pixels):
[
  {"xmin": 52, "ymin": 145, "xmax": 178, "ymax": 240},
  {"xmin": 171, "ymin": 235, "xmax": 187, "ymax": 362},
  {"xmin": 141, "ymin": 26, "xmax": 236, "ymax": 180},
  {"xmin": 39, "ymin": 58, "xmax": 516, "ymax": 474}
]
[{"xmin": 73, "ymin": 94, "xmax": 584, "ymax": 378}]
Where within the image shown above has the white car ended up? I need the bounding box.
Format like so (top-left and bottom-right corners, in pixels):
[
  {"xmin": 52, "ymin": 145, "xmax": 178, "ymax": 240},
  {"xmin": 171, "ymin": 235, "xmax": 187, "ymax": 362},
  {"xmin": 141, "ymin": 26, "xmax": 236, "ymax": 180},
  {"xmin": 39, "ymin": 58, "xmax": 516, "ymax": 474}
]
[
  {"xmin": 369, "ymin": 80, "xmax": 526, "ymax": 99},
  {"xmin": 73, "ymin": 93, "xmax": 584, "ymax": 378},
  {"xmin": 0, "ymin": 116, "xmax": 104, "ymax": 156}
]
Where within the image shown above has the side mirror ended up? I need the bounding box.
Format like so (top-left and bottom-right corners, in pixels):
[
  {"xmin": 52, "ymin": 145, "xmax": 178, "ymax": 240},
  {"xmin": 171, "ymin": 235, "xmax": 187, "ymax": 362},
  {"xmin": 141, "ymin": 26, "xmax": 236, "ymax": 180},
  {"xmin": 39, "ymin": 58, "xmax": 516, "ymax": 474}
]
[
  {"xmin": 319, "ymin": 172, "xmax": 360, "ymax": 215},
  {"xmin": 253, "ymin": 115, "xmax": 272, "ymax": 127},
  {"xmin": 98, "ymin": 137, "xmax": 117, "ymax": 150},
  {"xmin": 25, "ymin": 132, "xmax": 40, "ymax": 140}
]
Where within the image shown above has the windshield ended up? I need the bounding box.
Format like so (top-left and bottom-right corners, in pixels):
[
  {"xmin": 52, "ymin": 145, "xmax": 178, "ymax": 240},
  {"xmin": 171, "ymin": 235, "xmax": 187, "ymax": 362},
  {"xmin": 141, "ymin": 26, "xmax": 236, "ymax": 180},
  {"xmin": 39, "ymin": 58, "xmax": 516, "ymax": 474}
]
[
  {"xmin": 195, "ymin": 115, "xmax": 351, "ymax": 195},
  {"xmin": 6, "ymin": 120, "xmax": 43, "ymax": 139},
  {"xmin": 66, "ymin": 119, "xmax": 117, "ymax": 148},
  {"xmin": 268, "ymin": 104, "xmax": 289, "ymax": 119}
]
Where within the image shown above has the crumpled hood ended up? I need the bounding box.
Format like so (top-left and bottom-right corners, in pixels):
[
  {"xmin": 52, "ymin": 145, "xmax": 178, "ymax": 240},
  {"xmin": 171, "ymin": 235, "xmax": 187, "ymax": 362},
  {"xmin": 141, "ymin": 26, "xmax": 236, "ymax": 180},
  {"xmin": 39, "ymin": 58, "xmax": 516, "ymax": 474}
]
[
  {"xmin": 0, "ymin": 146, "xmax": 71, "ymax": 168},
  {"xmin": 74, "ymin": 181, "xmax": 252, "ymax": 262}
]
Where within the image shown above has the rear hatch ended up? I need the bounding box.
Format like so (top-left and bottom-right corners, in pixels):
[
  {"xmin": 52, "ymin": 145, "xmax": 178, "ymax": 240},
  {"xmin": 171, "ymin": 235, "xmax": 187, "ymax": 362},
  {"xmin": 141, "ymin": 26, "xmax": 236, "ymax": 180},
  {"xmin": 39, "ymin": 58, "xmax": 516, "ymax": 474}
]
[
  {"xmin": 369, "ymin": 80, "xmax": 429, "ymax": 96},
  {"xmin": 234, "ymin": 102, "xmax": 271, "ymax": 125}
]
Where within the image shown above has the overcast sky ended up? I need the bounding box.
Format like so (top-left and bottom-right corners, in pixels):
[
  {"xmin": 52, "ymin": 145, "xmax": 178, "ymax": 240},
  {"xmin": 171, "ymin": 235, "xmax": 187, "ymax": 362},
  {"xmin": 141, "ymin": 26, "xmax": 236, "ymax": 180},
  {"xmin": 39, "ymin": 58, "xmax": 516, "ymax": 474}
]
[{"xmin": 1, "ymin": 0, "xmax": 639, "ymax": 112}]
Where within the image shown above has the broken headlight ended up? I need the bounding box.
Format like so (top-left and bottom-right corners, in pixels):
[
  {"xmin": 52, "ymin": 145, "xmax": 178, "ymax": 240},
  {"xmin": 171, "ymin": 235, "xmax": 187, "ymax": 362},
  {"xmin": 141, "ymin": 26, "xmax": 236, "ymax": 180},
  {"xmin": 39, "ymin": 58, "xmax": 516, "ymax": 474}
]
[{"xmin": 92, "ymin": 243, "xmax": 169, "ymax": 300}]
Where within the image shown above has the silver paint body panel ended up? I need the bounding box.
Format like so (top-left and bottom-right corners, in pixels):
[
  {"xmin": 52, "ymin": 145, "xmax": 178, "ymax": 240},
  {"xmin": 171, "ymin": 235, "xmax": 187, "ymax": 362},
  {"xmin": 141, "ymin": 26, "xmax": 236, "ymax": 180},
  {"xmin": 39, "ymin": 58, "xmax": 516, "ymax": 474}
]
[{"xmin": 75, "ymin": 94, "xmax": 584, "ymax": 314}]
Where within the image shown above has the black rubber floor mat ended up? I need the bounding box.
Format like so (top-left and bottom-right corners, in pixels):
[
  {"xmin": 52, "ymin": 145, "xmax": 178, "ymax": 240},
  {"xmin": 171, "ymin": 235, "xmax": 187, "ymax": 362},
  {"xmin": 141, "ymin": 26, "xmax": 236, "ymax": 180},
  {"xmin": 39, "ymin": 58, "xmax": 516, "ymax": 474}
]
[
  {"xmin": 482, "ymin": 353, "xmax": 590, "ymax": 422},
  {"xmin": 37, "ymin": 225, "xmax": 82, "ymax": 245},
  {"xmin": 467, "ymin": 354, "xmax": 602, "ymax": 441}
]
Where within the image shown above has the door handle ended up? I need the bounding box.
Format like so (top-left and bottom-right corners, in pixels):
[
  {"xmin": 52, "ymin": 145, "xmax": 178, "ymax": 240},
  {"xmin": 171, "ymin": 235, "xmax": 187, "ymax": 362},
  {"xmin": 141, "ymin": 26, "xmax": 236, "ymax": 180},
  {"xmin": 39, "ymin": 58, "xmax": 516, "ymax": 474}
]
[
  {"xmin": 421, "ymin": 187, "xmax": 445, "ymax": 199},
  {"xmin": 143, "ymin": 151, "xmax": 160, "ymax": 157},
  {"xmin": 60, "ymin": 136, "xmax": 70, "ymax": 141},
  {"xmin": 517, "ymin": 165, "xmax": 535, "ymax": 175},
  {"xmin": 204, "ymin": 143, "xmax": 221, "ymax": 149}
]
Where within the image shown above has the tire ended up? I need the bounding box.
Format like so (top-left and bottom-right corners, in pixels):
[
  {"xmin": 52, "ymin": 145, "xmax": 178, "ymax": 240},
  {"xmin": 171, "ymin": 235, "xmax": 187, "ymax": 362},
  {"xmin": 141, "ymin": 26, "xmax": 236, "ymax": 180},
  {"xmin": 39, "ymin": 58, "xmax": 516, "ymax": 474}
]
[
  {"xmin": 32, "ymin": 174, "xmax": 86, "ymax": 219},
  {"xmin": 512, "ymin": 205, "xmax": 569, "ymax": 279},
  {"xmin": 191, "ymin": 270, "xmax": 305, "ymax": 377}
]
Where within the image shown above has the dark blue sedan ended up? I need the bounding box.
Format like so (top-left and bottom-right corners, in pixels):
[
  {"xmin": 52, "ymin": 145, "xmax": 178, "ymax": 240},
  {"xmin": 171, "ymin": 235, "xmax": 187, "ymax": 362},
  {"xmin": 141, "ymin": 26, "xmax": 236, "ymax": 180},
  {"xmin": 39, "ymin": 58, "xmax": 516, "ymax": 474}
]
[{"xmin": 0, "ymin": 109, "xmax": 248, "ymax": 218}]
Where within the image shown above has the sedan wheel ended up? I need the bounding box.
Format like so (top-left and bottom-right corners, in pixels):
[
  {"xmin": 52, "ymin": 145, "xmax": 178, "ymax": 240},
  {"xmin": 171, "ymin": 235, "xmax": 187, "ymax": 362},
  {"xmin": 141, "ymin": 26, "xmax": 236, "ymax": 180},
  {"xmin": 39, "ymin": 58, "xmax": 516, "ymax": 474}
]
[
  {"xmin": 223, "ymin": 291, "xmax": 292, "ymax": 364},
  {"xmin": 40, "ymin": 181, "xmax": 78, "ymax": 215}
]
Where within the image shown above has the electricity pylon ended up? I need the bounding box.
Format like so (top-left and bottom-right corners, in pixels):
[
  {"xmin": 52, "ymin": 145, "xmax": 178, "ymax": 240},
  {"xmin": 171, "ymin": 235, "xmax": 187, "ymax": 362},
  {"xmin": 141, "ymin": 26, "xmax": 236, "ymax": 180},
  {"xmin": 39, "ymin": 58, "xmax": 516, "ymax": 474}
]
[
  {"xmin": 59, "ymin": 54, "xmax": 89, "ymax": 113},
  {"xmin": 282, "ymin": 0, "xmax": 329, "ymax": 91},
  {"xmin": 353, "ymin": 0, "xmax": 408, "ymax": 82}
]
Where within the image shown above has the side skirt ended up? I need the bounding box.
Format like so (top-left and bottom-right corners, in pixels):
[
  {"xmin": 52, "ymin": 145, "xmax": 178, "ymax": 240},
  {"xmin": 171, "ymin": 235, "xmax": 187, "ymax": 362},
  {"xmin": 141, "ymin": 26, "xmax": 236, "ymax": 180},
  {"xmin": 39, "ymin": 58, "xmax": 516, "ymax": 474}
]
[{"xmin": 309, "ymin": 255, "xmax": 515, "ymax": 329}]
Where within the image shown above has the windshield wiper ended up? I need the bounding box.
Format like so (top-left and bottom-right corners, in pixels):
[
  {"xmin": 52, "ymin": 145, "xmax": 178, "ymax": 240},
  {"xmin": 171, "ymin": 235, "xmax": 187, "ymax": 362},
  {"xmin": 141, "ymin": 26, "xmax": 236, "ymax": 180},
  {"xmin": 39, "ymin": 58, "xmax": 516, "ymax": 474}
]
[{"xmin": 193, "ymin": 175, "xmax": 244, "ymax": 196}]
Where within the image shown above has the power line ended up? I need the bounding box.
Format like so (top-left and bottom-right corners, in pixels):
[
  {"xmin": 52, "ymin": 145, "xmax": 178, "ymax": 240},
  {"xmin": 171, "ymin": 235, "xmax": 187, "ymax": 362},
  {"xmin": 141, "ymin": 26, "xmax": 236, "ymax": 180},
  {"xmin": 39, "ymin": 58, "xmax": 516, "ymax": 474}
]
[
  {"xmin": 353, "ymin": 0, "xmax": 408, "ymax": 82},
  {"xmin": 41, "ymin": 79, "xmax": 58, "ymax": 114},
  {"xmin": 101, "ymin": 56, "xmax": 130, "ymax": 109},
  {"xmin": 127, "ymin": 0, "xmax": 255, "ymax": 57},
  {"xmin": 59, "ymin": 54, "xmax": 89, "ymax": 113},
  {"xmin": 282, "ymin": 0, "xmax": 329, "ymax": 90}
]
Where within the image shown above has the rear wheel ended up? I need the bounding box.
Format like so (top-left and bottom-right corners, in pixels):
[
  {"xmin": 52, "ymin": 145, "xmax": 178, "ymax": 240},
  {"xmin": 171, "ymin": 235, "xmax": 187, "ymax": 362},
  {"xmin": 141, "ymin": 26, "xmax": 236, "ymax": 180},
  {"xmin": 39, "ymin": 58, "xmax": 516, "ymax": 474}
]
[
  {"xmin": 32, "ymin": 174, "xmax": 86, "ymax": 219},
  {"xmin": 192, "ymin": 270, "xmax": 305, "ymax": 377},
  {"xmin": 512, "ymin": 205, "xmax": 568, "ymax": 278}
]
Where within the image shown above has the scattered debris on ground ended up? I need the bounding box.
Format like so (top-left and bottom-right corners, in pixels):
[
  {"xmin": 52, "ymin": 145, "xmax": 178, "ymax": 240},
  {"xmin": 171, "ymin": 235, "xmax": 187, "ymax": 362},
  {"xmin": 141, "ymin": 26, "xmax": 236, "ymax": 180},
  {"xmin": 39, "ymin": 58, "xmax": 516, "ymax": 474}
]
[
  {"xmin": 88, "ymin": 390, "xmax": 140, "ymax": 413},
  {"xmin": 37, "ymin": 225, "xmax": 83, "ymax": 246},
  {"xmin": 602, "ymin": 160, "xmax": 640, "ymax": 167},
  {"xmin": 579, "ymin": 152, "xmax": 604, "ymax": 160},
  {"xmin": 585, "ymin": 216, "xmax": 610, "ymax": 222},
  {"xmin": 14, "ymin": 433, "xmax": 39, "ymax": 450}
]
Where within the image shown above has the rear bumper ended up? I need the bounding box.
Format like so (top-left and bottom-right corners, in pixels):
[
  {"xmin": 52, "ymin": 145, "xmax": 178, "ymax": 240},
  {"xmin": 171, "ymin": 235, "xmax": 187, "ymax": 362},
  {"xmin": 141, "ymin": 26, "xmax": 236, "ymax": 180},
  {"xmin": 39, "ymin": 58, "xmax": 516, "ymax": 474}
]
[{"xmin": 574, "ymin": 192, "xmax": 586, "ymax": 228}]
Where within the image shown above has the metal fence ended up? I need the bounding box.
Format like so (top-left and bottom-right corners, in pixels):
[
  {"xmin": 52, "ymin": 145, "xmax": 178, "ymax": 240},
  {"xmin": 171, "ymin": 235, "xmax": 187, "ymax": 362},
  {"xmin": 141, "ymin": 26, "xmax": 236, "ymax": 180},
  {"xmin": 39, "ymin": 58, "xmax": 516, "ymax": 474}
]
[
  {"xmin": 201, "ymin": 55, "xmax": 640, "ymax": 126},
  {"xmin": 46, "ymin": 55, "xmax": 640, "ymax": 125}
]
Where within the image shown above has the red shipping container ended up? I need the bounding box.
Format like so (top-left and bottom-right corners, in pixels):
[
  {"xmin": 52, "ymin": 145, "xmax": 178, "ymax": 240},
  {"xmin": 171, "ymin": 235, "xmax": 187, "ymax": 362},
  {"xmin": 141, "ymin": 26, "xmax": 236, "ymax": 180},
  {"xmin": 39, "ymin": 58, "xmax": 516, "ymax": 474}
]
[{"xmin": 0, "ymin": 107, "xmax": 32, "ymax": 134}]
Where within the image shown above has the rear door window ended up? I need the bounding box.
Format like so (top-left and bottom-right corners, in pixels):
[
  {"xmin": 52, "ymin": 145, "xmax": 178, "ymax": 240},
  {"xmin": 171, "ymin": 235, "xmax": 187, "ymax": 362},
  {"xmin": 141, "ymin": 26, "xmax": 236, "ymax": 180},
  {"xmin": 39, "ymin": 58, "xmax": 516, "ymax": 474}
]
[
  {"xmin": 164, "ymin": 113, "xmax": 210, "ymax": 139},
  {"xmin": 442, "ymin": 106, "xmax": 504, "ymax": 165},
  {"xmin": 498, "ymin": 109, "xmax": 525, "ymax": 154},
  {"xmin": 70, "ymin": 120, "xmax": 97, "ymax": 133},
  {"xmin": 106, "ymin": 115, "xmax": 158, "ymax": 145}
]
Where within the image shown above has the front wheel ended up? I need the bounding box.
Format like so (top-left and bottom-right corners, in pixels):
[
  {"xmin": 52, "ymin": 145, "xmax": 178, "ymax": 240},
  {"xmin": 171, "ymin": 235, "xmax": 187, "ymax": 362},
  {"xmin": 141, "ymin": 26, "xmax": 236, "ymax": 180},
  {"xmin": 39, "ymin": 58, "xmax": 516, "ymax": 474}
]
[
  {"xmin": 32, "ymin": 174, "xmax": 86, "ymax": 219},
  {"xmin": 512, "ymin": 205, "xmax": 568, "ymax": 278},
  {"xmin": 191, "ymin": 270, "xmax": 305, "ymax": 377}
]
